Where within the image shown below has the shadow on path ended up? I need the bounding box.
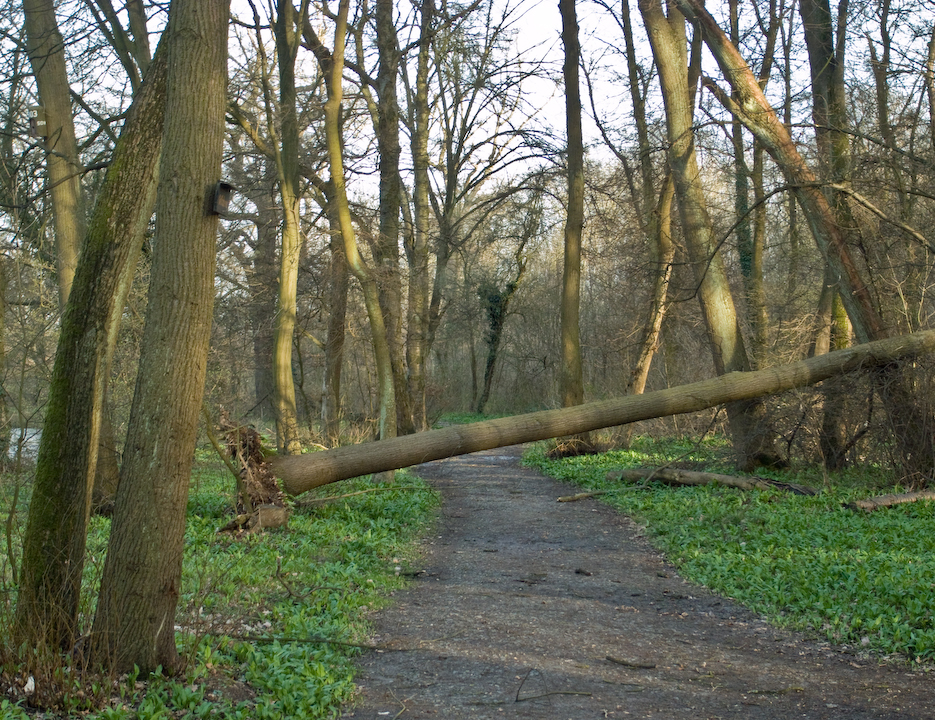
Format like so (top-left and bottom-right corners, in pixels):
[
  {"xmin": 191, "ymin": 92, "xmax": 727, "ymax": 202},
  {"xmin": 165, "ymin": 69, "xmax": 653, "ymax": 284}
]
[{"xmin": 341, "ymin": 446, "xmax": 934, "ymax": 719}]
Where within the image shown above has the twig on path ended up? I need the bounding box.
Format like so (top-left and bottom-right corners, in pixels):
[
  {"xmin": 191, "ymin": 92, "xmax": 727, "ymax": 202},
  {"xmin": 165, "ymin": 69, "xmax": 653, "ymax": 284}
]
[
  {"xmin": 606, "ymin": 656, "xmax": 656, "ymax": 669},
  {"xmin": 557, "ymin": 487, "xmax": 651, "ymax": 502},
  {"xmin": 514, "ymin": 668, "xmax": 592, "ymax": 702},
  {"xmin": 389, "ymin": 689, "xmax": 411, "ymax": 719}
]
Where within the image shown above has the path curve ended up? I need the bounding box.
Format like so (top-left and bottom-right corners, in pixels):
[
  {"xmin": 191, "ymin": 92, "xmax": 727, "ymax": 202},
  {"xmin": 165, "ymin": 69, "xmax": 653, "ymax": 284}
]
[{"xmin": 341, "ymin": 447, "xmax": 934, "ymax": 719}]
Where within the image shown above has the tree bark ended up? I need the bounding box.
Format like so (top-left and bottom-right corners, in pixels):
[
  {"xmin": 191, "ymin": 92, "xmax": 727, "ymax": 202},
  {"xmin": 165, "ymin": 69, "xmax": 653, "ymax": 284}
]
[
  {"xmin": 23, "ymin": 0, "xmax": 84, "ymax": 307},
  {"xmin": 249, "ymin": 164, "xmax": 279, "ymax": 421},
  {"xmin": 373, "ymin": 0, "xmax": 412, "ymax": 435},
  {"xmin": 559, "ymin": 0, "xmax": 586, "ymax": 412},
  {"xmin": 639, "ymin": 0, "xmax": 777, "ymax": 469},
  {"xmin": 847, "ymin": 491, "xmax": 935, "ymax": 512},
  {"xmin": 322, "ymin": 184, "xmax": 348, "ymax": 447},
  {"xmin": 606, "ymin": 467, "xmax": 816, "ymax": 494},
  {"xmin": 14, "ymin": 45, "xmax": 167, "ymax": 653},
  {"xmin": 271, "ymin": 0, "xmax": 305, "ymax": 455},
  {"xmin": 674, "ymin": 0, "xmax": 935, "ymax": 484},
  {"xmin": 272, "ymin": 329, "xmax": 935, "ymax": 495},
  {"xmin": 91, "ymin": 0, "xmax": 228, "ymax": 673},
  {"xmin": 403, "ymin": 0, "xmax": 434, "ymax": 432},
  {"xmin": 799, "ymin": 0, "xmax": 854, "ymax": 469},
  {"xmin": 322, "ymin": 0, "xmax": 397, "ymax": 444},
  {"xmin": 615, "ymin": 0, "xmax": 673, "ymax": 409},
  {"xmin": 627, "ymin": 174, "xmax": 674, "ymax": 397},
  {"xmin": 673, "ymin": 0, "xmax": 883, "ymax": 343}
]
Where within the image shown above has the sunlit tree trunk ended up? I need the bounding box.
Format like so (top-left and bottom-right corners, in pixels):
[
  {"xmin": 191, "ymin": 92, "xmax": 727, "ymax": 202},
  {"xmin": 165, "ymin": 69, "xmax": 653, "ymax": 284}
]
[
  {"xmin": 14, "ymin": 44, "xmax": 167, "ymax": 654},
  {"xmin": 323, "ymin": 0, "xmax": 397, "ymax": 444},
  {"xmin": 373, "ymin": 0, "xmax": 412, "ymax": 434},
  {"xmin": 674, "ymin": 0, "xmax": 935, "ymax": 484},
  {"xmin": 926, "ymin": 25, "xmax": 935, "ymax": 155},
  {"xmin": 731, "ymin": 0, "xmax": 778, "ymax": 367},
  {"xmin": 559, "ymin": 0, "xmax": 586, "ymax": 413},
  {"xmin": 248, "ymin": 163, "xmax": 279, "ymax": 420},
  {"xmin": 640, "ymin": 0, "xmax": 779, "ymax": 469},
  {"xmin": 800, "ymin": 0, "xmax": 854, "ymax": 466},
  {"xmin": 269, "ymin": 0, "xmax": 307, "ymax": 454},
  {"xmin": 91, "ymin": 0, "xmax": 228, "ymax": 672},
  {"xmin": 610, "ymin": 0, "xmax": 675, "ymax": 411},
  {"xmin": 406, "ymin": 0, "xmax": 435, "ymax": 431},
  {"xmin": 322, "ymin": 185, "xmax": 348, "ymax": 446},
  {"xmin": 626, "ymin": 174, "xmax": 675, "ymax": 397},
  {"xmin": 23, "ymin": 0, "xmax": 84, "ymax": 307}
]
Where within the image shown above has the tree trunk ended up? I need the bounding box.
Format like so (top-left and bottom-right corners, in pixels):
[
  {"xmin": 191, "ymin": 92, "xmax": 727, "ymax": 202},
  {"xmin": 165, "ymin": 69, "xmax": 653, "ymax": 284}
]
[
  {"xmin": 799, "ymin": 0, "xmax": 853, "ymax": 469},
  {"xmin": 91, "ymin": 0, "xmax": 228, "ymax": 672},
  {"xmin": 640, "ymin": 0, "xmax": 778, "ymax": 470},
  {"xmin": 323, "ymin": 0, "xmax": 397, "ymax": 444},
  {"xmin": 322, "ymin": 185, "xmax": 348, "ymax": 447},
  {"xmin": 627, "ymin": 173, "xmax": 675, "ymax": 397},
  {"xmin": 406, "ymin": 0, "xmax": 435, "ymax": 432},
  {"xmin": 475, "ymin": 278, "xmax": 522, "ymax": 415},
  {"xmin": 91, "ymin": 394, "xmax": 122, "ymax": 512},
  {"xmin": 14, "ymin": 45, "xmax": 167, "ymax": 653},
  {"xmin": 271, "ymin": 0, "xmax": 304, "ymax": 455},
  {"xmin": 926, "ymin": 24, "xmax": 935, "ymax": 156},
  {"xmin": 249, "ymin": 166, "xmax": 279, "ymax": 421},
  {"xmin": 559, "ymin": 0, "xmax": 586, "ymax": 414},
  {"xmin": 673, "ymin": 0, "xmax": 935, "ymax": 483},
  {"xmin": 607, "ymin": 467, "xmax": 816, "ymax": 494},
  {"xmin": 737, "ymin": 0, "xmax": 778, "ymax": 367},
  {"xmin": 673, "ymin": 0, "xmax": 883, "ymax": 343},
  {"xmin": 272, "ymin": 330, "xmax": 935, "ymax": 495},
  {"xmin": 374, "ymin": 0, "xmax": 412, "ymax": 435},
  {"xmin": 23, "ymin": 0, "xmax": 84, "ymax": 307},
  {"xmin": 617, "ymin": 0, "xmax": 674, "ymax": 431}
]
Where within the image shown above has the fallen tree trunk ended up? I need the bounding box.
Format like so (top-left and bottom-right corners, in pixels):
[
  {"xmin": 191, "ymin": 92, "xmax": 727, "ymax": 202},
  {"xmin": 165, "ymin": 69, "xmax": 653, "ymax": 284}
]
[
  {"xmin": 606, "ymin": 468, "xmax": 817, "ymax": 495},
  {"xmin": 846, "ymin": 491, "xmax": 935, "ymax": 512},
  {"xmin": 272, "ymin": 330, "xmax": 935, "ymax": 496}
]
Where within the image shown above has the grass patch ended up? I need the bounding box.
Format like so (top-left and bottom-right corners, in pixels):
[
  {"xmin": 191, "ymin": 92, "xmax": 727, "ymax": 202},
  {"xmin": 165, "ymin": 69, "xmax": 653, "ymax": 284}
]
[
  {"xmin": 525, "ymin": 436, "xmax": 935, "ymax": 664},
  {"xmin": 432, "ymin": 411, "xmax": 511, "ymax": 426},
  {"xmin": 1, "ymin": 454, "xmax": 439, "ymax": 718}
]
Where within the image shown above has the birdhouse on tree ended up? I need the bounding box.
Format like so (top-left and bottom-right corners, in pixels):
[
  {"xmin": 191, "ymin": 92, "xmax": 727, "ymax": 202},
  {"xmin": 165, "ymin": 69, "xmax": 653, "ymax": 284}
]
[{"xmin": 28, "ymin": 106, "xmax": 47, "ymax": 139}]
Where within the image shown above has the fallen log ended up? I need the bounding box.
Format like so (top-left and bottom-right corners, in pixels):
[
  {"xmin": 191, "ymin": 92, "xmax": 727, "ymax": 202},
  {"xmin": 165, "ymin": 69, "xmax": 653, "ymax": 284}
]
[
  {"xmin": 271, "ymin": 330, "xmax": 935, "ymax": 496},
  {"xmin": 606, "ymin": 468, "xmax": 817, "ymax": 495},
  {"xmin": 846, "ymin": 491, "xmax": 935, "ymax": 512}
]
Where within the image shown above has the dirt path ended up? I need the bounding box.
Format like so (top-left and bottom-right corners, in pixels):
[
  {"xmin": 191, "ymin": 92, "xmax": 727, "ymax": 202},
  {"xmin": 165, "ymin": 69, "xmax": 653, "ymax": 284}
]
[{"xmin": 340, "ymin": 446, "xmax": 935, "ymax": 719}]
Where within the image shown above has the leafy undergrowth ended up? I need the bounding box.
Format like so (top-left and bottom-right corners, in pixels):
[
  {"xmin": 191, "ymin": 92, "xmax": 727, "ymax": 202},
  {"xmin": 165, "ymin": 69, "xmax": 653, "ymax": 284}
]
[
  {"xmin": 1, "ymin": 454, "xmax": 438, "ymax": 719},
  {"xmin": 525, "ymin": 436, "xmax": 935, "ymax": 665}
]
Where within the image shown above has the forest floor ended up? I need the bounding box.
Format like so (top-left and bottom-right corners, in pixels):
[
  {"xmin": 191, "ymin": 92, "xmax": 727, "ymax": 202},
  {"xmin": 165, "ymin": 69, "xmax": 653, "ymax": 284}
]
[{"xmin": 339, "ymin": 445, "xmax": 935, "ymax": 719}]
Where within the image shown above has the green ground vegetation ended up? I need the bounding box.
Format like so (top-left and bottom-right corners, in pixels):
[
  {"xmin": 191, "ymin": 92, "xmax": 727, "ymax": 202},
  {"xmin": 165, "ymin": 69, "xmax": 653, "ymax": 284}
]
[
  {"xmin": 0, "ymin": 451, "xmax": 439, "ymax": 719},
  {"xmin": 526, "ymin": 436, "xmax": 935, "ymax": 665}
]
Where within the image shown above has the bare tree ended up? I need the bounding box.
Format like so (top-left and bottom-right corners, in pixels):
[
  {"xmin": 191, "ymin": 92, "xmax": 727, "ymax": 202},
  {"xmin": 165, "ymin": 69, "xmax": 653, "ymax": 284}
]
[
  {"xmin": 14, "ymin": 42, "xmax": 167, "ymax": 655},
  {"xmin": 639, "ymin": 0, "xmax": 780, "ymax": 469},
  {"xmin": 91, "ymin": 0, "xmax": 229, "ymax": 672}
]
